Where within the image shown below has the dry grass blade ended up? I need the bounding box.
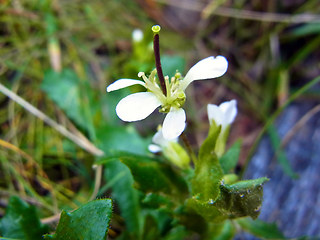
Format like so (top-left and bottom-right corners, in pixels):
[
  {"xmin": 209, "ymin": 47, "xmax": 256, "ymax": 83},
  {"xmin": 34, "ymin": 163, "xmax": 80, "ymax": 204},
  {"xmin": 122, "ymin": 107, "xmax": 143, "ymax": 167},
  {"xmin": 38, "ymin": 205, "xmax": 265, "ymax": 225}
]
[
  {"xmin": 156, "ymin": 0, "xmax": 320, "ymax": 23},
  {"xmin": 0, "ymin": 138, "xmax": 34, "ymax": 163},
  {"xmin": 0, "ymin": 83, "xmax": 104, "ymax": 157},
  {"xmin": 281, "ymin": 104, "xmax": 320, "ymax": 148},
  {"xmin": 41, "ymin": 213, "xmax": 61, "ymax": 224},
  {"xmin": 203, "ymin": 7, "xmax": 320, "ymax": 23},
  {"xmin": 4, "ymin": 8, "xmax": 39, "ymax": 20}
]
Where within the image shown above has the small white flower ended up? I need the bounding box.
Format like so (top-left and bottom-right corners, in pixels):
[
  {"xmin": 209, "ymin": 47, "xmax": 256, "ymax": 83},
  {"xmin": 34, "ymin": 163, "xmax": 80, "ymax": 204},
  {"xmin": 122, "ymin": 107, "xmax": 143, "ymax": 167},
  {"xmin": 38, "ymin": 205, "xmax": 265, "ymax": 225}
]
[
  {"xmin": 132, "ymin": 29, "xmax": 143, "ymax": 42},
  {"xmin": 148, "ymin": 128, "xmax": 178, "ymax": 153},
  {"xmin": 207, "ymin": 100, "xmax": 237, "ymax": 157},
  {"xmin": 148, "ymin": 128, "xmax": 190, "ymax": 169},
  {"xmin": 107, "ymin": 56, "xmax": 228, "ymax": 139},
  {"xmin": 207, "ymin": 100, "xmax": 237, "ymax": 130}
]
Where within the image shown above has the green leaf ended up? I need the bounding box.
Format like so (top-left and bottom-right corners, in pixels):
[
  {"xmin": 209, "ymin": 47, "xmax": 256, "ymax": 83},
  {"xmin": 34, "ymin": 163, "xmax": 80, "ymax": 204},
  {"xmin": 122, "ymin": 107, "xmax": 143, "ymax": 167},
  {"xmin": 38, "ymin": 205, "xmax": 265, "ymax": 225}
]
[
  {"xmin": 291, "ymin": 23, "xmax": 320, "ymax": 37},
  {"xmin": 192, "ymin": 124, "xmax": 223, "ymax": 202},
  {"xmin": 96, "ymin": 125, "xmax": 148, "ymax": 156},
  {"xmin": 96, "ymin": 125, "xmax": 149, "ymax": 237},
  {"xmin": 163, "ymin": 225, "xmax": 188, "ymax": 240},
  {"xmin": 187, "ymin": 178, "xmax": 268, "ymax": 222},
  {"xmin": 41, "ymin": 69, "xmax": 97, "ymax": 136},
  {"xmin": 99, "ymin": 153, "xmax": 188, "ymax": 196},
  {"xmin": 220, "ymin": 140, "xmax": 241, "ymax": 174},
  {"xmin": 142, "ymin": 208, "xmax": 173, "ymax": 237},
  {"xmin": 0, "ymin": 196, "xmax": 49, "ymax": 240},
  {"xmin": 176, "ymin": 206, "xmax": 210, "ymax": 233},
  {"xmin": 206, "ymin": 221, "xmax": 235, "ymax": 240},
  {"xmin": 222, "ymin": 174, "xmax": 238, "ymax": 185},
  {"xmin": 199, "ymin": 122, "xmax": 221, "ymax": 161},
  {"xmin": 226, "ymin": 177, "xmax": 268, "ymax": 190},
  {"xmin": 121, "ymin": 155, "xmax": 188, "ymax": 195},
  {"xmin": 214, "ymin": 221, "xmax": 235, "ymax": 240},
  {"xmin": 237, "ymin": 218, "xmax": 286, "ymax": 239},
  {"xmin": 120, "ymin": 156, "xmax": 171, "ymax": 193},
  {"xmin": 142, "ymin": 193, "xmax": 173, "ymax": 209},
  {"xmin": 267, "ymin": 125, "xmax": 299, "ymax": 179},
  {"xmin": 188, "ymin": 123, "xmax": 225, "ymax": 222},
  {"xmin": 186, "ymin": 198, "xmax": 227, "ymax": 223},
  {"xmin": 142, "ymin": 215, "xmax": 161, "ymax": 240},
  {"xmin": 215, "ymin": 177, "xmax": 269, "ymax": 219},
  {"xmin": 103, "ymin": 159, "xmax": 141, "ymax": 236},
  {"xmin": 44, "ymin": 199, "xmax": 112, "ymax": 240},
  {"xmin": 45, "ymin": 13, "xmax": 58, "ymax": 37},
  {"xmin": 161, "ymin": 55, "xmax": 186, "ymax": 77}
]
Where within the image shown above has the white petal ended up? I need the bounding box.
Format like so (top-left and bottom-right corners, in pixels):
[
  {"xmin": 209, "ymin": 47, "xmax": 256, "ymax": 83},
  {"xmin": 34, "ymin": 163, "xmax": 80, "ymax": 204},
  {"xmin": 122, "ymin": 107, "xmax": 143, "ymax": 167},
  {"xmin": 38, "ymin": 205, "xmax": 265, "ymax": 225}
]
[
  {"xmin": 152, "ymin": 128, "xmax": 178, "ymax": 146},
  {"xmin": 181, "ymin": 56, "xmax": 228, "ymax": 90},
  {"xmin": 148, "ymin": 144, "xmax": 162, "ymax": 153},
  {"xmin": 162, "ymin": 108, "xmax": 186, "ymax": 140},
  {"xmin": 116, "ymin": 92, "xmax": 161, "ymax": 121},
  {"xmin": 107, "ymin": 79, "xmax": 146, "ymax": 92},
  {"xmin": 207, "ymin": 104, "xmax": 224, "ymax": 126},
  {"xmin": 152, "ymin": 129, "xmax": 167, "ymax": 146},
  {"xmin": 219, "ymin": 100, "xmax": 237, "ymax": 124}
]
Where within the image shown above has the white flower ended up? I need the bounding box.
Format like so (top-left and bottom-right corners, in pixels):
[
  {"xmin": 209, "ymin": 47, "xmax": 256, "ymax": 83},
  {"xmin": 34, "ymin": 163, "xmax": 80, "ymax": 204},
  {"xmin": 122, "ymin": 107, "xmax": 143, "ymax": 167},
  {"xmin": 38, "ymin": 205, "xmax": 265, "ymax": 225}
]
[
  {"xmin": 107, "ymin": 56, "xmax": 228, "ymax": 139},
  {"xmin": 207, "ymin": 100, "xmax": 237, "ymax": 130},
  {"xmin": 148, "ymin": 128, "xmax": 178, "ymax": 153},
  {"xmin": 207, "ymin": 100, "xmax": 237, "ymax": 157},
  {"xmin": 148, "ymin": 128, "xmax": 190, "ymax": 169},
  {"xmin": 132, "ymin": 29, "xmax": 143, "ymax": 42}
]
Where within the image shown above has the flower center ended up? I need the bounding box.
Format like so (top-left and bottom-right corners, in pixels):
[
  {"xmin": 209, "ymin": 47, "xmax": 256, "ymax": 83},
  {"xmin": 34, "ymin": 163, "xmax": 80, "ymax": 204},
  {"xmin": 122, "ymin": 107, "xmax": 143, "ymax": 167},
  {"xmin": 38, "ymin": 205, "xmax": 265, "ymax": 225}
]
[
  {"xmin": 160, "ymin": 91, "xmax": 186, "ymax": 113},
  {"xmin": 138, "ymin": 70, "xmax": 186, "ymax": 113}
]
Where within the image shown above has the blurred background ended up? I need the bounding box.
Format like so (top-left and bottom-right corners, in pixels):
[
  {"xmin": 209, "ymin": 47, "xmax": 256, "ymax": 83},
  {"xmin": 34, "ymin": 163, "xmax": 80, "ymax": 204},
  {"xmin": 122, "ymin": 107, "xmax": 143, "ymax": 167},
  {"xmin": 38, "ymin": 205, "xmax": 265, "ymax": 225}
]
[{"xmin": 0, "ymin": 0, "xmax": 320, "ymax": 239}]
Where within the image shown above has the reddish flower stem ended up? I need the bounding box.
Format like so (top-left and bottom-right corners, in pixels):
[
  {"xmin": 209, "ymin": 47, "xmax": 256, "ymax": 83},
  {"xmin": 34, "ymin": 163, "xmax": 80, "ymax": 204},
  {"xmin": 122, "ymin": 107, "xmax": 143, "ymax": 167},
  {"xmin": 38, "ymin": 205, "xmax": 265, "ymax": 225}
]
[{"xmin": 153, "ymin": 33, "xmax": 167, "ymax": 96}]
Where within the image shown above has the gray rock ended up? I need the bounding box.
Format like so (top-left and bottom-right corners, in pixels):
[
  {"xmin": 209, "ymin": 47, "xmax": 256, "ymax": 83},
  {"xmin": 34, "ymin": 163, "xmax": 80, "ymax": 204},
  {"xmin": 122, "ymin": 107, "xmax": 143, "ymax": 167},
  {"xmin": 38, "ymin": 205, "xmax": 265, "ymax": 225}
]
[{"xmin": 241, "ymin": 102, "xmax": 320, "ymax": 239}]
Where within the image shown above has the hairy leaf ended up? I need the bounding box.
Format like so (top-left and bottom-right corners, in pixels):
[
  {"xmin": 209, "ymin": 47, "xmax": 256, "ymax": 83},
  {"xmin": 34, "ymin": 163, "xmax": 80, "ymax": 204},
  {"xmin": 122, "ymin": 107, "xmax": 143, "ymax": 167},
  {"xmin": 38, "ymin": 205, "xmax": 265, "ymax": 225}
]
[
  {"xmin": 192, "ymin": 123, "xmax": 223, "ymax": 202},
  {"xmin": 44, "ymin": 199, "xmax": 112, "ymax": 240},
  {"xmin": 215, "ymin": 177, "xmax": 269, "ymax": 219},
  {"xmin": 188, "ymin": 178, "xmax": 268, "ymax": 222},
  {"xmin": 186, "ymin": 198, "xmax": 227, "ymax": 223}
]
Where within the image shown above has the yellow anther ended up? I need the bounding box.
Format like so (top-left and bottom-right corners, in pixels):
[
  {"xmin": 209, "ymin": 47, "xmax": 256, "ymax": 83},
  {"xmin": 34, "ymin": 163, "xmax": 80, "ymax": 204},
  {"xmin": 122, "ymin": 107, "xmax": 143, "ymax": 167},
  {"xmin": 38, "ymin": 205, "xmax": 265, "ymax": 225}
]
[{"xmin": 138, "ymin": 72, "xmax": 145, "ymax": 78}]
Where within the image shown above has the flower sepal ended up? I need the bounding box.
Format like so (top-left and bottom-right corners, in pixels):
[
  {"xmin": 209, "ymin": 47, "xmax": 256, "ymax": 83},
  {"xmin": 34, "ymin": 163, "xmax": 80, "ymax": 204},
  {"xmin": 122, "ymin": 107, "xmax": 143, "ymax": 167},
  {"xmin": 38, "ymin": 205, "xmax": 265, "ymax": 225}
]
[
  {"xmin": 208, "ymin": 121, "xmax": 231, "ymax": 157},
  {"xmin": 163, "ymin": 142, "xmax": 190, "ymax": 169}
]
